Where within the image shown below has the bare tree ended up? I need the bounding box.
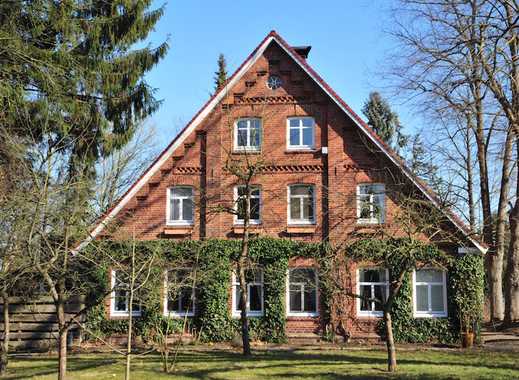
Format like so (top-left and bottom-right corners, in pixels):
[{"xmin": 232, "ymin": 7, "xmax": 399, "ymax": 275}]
[{"xmin": 388, "ymin": 0, "xmax": 515, "ymax": 321}]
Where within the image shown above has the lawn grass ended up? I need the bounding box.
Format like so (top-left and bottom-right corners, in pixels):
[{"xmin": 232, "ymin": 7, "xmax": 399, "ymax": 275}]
[{"xmin": 5, "ymin": 347, "xmax": 519, "ymax": 379}]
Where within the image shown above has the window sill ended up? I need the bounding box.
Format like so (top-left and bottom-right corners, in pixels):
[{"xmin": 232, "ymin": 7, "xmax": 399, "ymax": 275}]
[
  {"xmin": 285, "ymin": 148, "xmax": 317, "ymax": 154},
  {"xmin": 165, "ymin": 312, "xmax": 195, "ymax": 318},
  {"xmin": 232, "ymin": 312, "xmax": 264, "ymax": 318},
  {"xmin": 110, "ymin": 311, "xmax": 142, "ymax": 319},
  {"xmin": 357, "ymin": 312, "xmax": 383, "ymax": 318},
  {"xmin": 287, "ymin": 312, "xmax": 319, "ymax": 318},
  {"xmin": 163, "ymin": 226, "xmax": 193, "ymax": 236},
  {"xmin": 286, "ymin": 225, "xmax": 316, "ymax": 234},
  {"xmin": 414, "ymin": 313, "xmax": 448, "ymax": 318}
]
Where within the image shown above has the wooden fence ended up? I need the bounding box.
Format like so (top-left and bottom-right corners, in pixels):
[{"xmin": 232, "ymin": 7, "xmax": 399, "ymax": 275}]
[{"xmin": 0, "ymin": 296, "xmax": 84, "ymax": 350}]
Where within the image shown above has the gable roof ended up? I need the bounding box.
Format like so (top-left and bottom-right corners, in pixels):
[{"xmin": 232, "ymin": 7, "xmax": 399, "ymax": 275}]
[{"xmin": 77, "ymin": 30, "xmax": 487, "ymax": 254}]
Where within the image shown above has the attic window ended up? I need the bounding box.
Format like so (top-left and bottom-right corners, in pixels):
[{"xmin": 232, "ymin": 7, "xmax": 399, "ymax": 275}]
[{"xmin": 267, "ymin": 75, "xmax": 282, "ymax": 90}]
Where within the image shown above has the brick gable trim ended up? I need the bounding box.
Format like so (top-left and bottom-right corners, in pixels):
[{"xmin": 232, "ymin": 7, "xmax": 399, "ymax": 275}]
[{"xmin": 77, "ymin": 30, "xmax": 486, "ymax": 254}]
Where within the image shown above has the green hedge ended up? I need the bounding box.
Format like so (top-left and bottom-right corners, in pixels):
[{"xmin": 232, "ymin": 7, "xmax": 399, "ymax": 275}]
[{"xmin": 84, "ymin": 237, "xmax": 483, "ymax": 344}]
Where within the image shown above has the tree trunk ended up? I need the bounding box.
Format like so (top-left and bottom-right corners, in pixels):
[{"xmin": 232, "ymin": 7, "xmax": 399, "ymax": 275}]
[
  {"xmin": 491, "ymin": 127, "xmax": 514, "ymax": 321},
  {"xmin": 504, "ymin": 147, "xmax": 519, "ymax": 325},
  {"xmin": 238, "ymin": 256, "xmax": 251, "ymax": 356},
  {"xmin": 383, "ymin": 310, "xmax": 397, "ymax": 372},
  {"xmin": 0, "ymin": 290, "xmax": 9, "ymax": 375},
  {"xmin": 57, "ymin": 300, "xmax": 68, "ymax": 380}
]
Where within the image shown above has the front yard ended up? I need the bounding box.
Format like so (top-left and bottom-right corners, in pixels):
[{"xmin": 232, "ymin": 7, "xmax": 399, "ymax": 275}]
[{"xmin": 5, "ymin": 347, "xmax": 519, "ymax": 379}]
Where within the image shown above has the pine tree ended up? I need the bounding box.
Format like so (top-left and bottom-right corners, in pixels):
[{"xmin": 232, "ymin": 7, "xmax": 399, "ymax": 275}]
[
  {"xmin": 214, "ymin": 53, "xmax": 227, "ymax": 93},
  {"xmin": 362, "ymin": 92, "xmax": 407, "ymax": 152}
]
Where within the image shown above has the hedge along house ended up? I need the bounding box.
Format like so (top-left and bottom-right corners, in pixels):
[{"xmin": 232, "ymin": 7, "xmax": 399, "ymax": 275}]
[{"xmin": 81, "ymin": 31, "xmax": 486, "ymax": 342}]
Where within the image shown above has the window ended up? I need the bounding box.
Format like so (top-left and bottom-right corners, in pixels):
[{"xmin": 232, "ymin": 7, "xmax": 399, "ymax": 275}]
[
  {"xmin": 357, "ymin": 268, "xmax": 388, "ymax": 317},
  {"xmin": 357, "ymin": 183, "xmax": 385, "ymax": 224},
  {"xmin": 110, "ymin": 270, "xmax": 141, "ymax": 317},
  {"xmin": 164, "ymin": 269, "xmax": 196, "ymax": 317},
  {"xmin": 234, "ymin": 186, "xmax": 261, "ymax": 224},
  {"xmin": 234, "ymin": 118, "xmax": 261, "ymax": 151},
  {"xmin": 287, "ymin": 117, "xmax": 315, "ymax": 150},
  {"xmin": 232, "ymin": 268, "xmax": 264, "ymax": 317},
  {"xmin": 413, "ymin": 269, "xmax": 447, "ymax": 317},
  {"xmin": 167, "ymin": 187, "xmax": 194, "ymax": 225},
  {"xmin": 287, "ymin": 268, "xmax": 318, "ymax": 316},
  {"xmin": 288, "ymin": 185, "xmax": 315, "ymax": 224}
]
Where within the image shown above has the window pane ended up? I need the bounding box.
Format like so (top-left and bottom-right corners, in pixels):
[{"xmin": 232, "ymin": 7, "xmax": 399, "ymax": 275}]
[
  {"xmin": 290, "ymin": 198, "xmax": 301, "ymax": 220},
  {"xmin": 291, "ymin": 185, "xmax": 312, "ymax": 196},
  {"xmin": 302, "ymin": 127, "xmax": 313, "ymax": 146},
  {"xmin": 237, "ymin": 120, "xmax": 248, "ymax": 129},
  {"xmin": 360, "ymin": 269, "xmax": 385, "ymax": 282},
  {"xmin": 302, "ymin": 197, "xmax": 313, "ymax": 220},
  {"xmin": 289, "ymin": 285, "xmax": 302, "ymax": 311},
  {"xmin": 235, "ymin": 286, "xmax": 243, "ymax": 311},
  {"xmin": 290, "ymin": 128, "xmax": 300, "ymax": 146},
  {"xmin": 302, "ymin": 118, "xmax": 313, "ymax": 127},
  {"xmin": 359, "ymin": 197, "xmax": 371, "ymax": 219},
  {"xmin": 360, "ymin": 285, "xmax": 371, "ymax": 311},
  {"xmin": 374, "ymin": 285, "xmax": 385, "ymax": 311},
  {"xmin": 182, "ymin": 198, "xmax": 193, "ymax": 221},
  {"xmin": 290, "ymin": 269, "xmax": 315, "ymax": 286},
  {"xmin": 249, "ymin": 285, "xmax": 262, "ymax": 311},
  {"xmin": 171, "ymin": 199, "xmax": 180, "ymax": 220},
  {"xmin": 179, "ymin": 288, "xmax": 193, "ymax": 312},
  {"xmin": 250, "ymin": 125, "xmax": 260, "ymax": 147},
  {"xmin": 416, "ymin": 285, "xmax": 429, "ymax": 312},
  {"xmin": 168, "ymin": 294, "xmax": 179, "ymax": 312},
  {"xmin": 431, "ymin": 285, "xmax": 444, "ymax": 312},
  {"xmin": 237, "ymin": 129, "xmax": 247, "ymax": 146},
  {"xmin": 236, "ymin": 197, "xmax": 246, "ymax": 220},
  {"xmin": 304, "ymin": 289, "xmax": 317, "ymax": 312},
  {"xmin": 251, "ymin": 188, "xmax": 260, "ymax": 197},
  {"xmin": 172, "ymin": 187, "xmax": 192, "ymax": 197},
  {"xmin": 289, "ymin": 119, "xmax": 300, "ymax": 128},
  {"xmin": 250, "ymin": 198, "xmax": 260, "ymax": 220},
  {"xmin": 115, "ymin": 292, "xmax": 127, "ymax": 312},
  {"xmin": 416, "ymin": 270, "xmax": 442, "ymax": 283}
]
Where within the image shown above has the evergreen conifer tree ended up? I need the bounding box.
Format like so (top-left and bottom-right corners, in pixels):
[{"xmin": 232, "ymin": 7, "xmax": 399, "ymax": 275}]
[
  {"xmin": 214, "ymin": 53, "xmax": 227, "ymax": 93},
  {"xmin": 362, "ymin": 92, "xmax": 407, "ymax": 152}
]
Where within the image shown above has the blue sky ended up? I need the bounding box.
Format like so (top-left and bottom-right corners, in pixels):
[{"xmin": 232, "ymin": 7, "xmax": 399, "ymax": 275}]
[{"xmin": 144, "ymin": 0, "xmax": 417, "ymax": 146}]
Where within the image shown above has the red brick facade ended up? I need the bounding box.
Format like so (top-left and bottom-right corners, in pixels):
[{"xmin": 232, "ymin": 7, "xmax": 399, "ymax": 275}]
[{"xmin": 98, "ymin": 32, "xmax": 482, "ymax": 337}]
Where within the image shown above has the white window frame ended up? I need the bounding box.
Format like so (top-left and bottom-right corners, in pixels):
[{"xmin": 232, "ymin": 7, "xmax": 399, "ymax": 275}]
[
  {"xmin": 163, "ymin": 269, "xmax": 196, "ymax": 318},
  {"xmin": 110, "ymin": 270, "xmax": 142, "ymax": 317},
  {"xmin": 356, "ymin": 268, "xmax": 389, "ymax": 317},
  {"xmin": 233, "ymin": 186, "xmax": 261, "ymax": 225},
  {"xmin": 413, "ymin": 268, "xmax": 448, "ymax": 318},
  {"xmin": 286, "ymin": 117, "xmax": 315, "ymax": 150},
  {"xmin": 231, "ymin": 270, "xmax": 264, "ymax": 318},
  {"xmin": 234, "ymin": 118, "xmax": 261, "ymax": 152},
  {"xmin": 166, "ymin": 186, "xmax": 194, "ymax": 226},
  {"xmin": 286, "ymin": 268, "xmax": 319, "ymax": 317},
  {"xmin": 356, "ymin": 183, "xmax": 385, "ymax": 224},
  {"xmin": 287, "ymin": 184, "xmax": 316, "ymax": 225}
]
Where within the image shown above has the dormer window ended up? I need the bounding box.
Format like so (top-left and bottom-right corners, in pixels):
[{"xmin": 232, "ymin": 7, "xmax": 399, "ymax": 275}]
[
  {"xmin": 234, "ymin": 118, "xmax": 261, "ymax": 151},
  {"xmin": 287, "ymin": 117, "xmax": 315, "ymax": 150}
]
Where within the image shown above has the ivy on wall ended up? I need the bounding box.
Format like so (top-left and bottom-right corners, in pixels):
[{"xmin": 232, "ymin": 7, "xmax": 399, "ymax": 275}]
[{"xmin": 84, "ymin": 237, "xmax": 483, "ymax": 345}]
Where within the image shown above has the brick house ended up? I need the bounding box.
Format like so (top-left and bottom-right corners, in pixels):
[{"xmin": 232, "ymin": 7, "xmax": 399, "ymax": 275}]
[{"xmin": 85, "ymin": 31, "xmax": 486, "ymax": 339}]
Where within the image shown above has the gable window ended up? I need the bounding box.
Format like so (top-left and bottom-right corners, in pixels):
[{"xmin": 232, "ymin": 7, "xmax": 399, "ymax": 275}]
[
  {"xmin": 234, "ymin": 186, "xmax": 261, "ymax": 224},
  {"xmin": 288, "ymin": 185, "xmax": 315, "ymax": 224},
  {"xmin": 287, "ymin": 268, "xmax": 318, "ymax": 316},
  {"xmin": 357, "ymin": 183, "xmax": 385, "ymax": 224},
  {"xmin": 232, "ymin": 268, "xmax": 264, "ymax": 317},
  {"xmin": 110, "ymin": 270, "xmax": 141, "ymax": 317},
  {"xmin": 357, "ymin": 268, "xmax": 388, "ymax": 317},
  {"xmin": 413, "ymin": 269, "xmax": 447, "ymax": 317},
  {"xmin": 167, "ymin": 187, "xmax": 194, "ymax": 225},
  {"xmin": 234, "ymin": 118, "xmax": 261, "ymax": 151},
  {"xmin": 287, "ymin": 117, "xmax": 315, "ymax": 150}
]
